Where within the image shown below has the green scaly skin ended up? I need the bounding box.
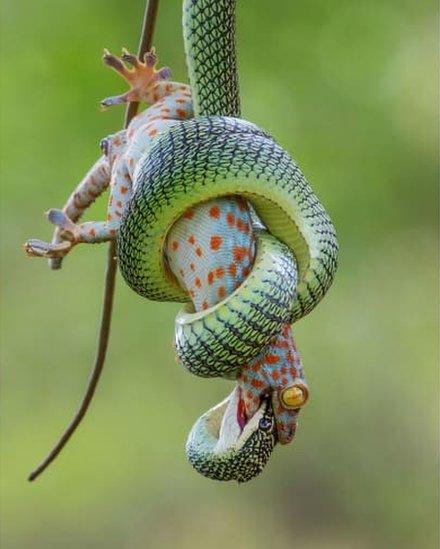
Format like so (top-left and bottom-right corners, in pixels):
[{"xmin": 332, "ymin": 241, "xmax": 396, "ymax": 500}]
[
  {"xmin": 117, "ymin": 0, "xmax": 338, "ymax": 482},
  {"xmin": 119, "ymin": 117, "xmax": 337, "ymax": 320}
]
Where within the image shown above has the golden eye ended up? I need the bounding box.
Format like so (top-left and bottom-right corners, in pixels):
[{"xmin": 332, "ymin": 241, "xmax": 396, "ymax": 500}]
[{"xmin": 279, "ymin": 384, "xmax": 309, "ymax": 409}]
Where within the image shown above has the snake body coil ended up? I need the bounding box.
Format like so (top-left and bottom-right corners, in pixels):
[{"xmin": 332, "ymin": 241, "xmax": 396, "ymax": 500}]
[{"xmin": 117, "ymin": 0, "xmax": 338, "ymax": 481}]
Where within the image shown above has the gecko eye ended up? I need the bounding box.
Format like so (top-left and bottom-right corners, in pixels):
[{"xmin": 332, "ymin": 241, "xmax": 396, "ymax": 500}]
[
  {"xmin": 100, "ymin": 137, "xmax": 110, "ymax": 156},
  {"xmin": 279, "ymin": 384, "xmax": 309, "ymax": 409}
]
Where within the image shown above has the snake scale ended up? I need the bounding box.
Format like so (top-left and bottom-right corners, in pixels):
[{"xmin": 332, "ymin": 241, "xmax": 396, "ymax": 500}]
[{"xmin": 24, "ymin": 0, "xmax": 338, "ymax": 482}]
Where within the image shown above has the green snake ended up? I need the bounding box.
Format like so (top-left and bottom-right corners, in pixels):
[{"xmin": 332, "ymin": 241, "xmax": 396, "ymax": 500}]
[{"xmin": 116, "ymin": 0, "xmax": 338, "ymax": 481}]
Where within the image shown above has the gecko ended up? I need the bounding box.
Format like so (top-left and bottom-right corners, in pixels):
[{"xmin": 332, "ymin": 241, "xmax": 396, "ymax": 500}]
[{"xmin": 23, "ymin": 48, "xmax": 308, "ymax": 445}]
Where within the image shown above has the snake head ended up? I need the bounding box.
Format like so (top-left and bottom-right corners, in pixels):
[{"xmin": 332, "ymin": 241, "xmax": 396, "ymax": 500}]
[
  {"xmin": 101, "ymin": 47, "xmax": 171, "ymax": 108},
  {"xmin": 186, "ymin": 387, "xmax": 277, "ymax": 483}
]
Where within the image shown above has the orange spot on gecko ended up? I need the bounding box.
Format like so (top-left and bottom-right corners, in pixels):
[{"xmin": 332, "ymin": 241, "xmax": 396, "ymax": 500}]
[
  {"xmin": 271, "ymin": 370, "xmax": 280, "ymax": 381},
  {"xmin": 202, "ymin": 300, "xmax": 209, "ymax": 310},
  {"xmin": 233, "ymin": 246, "xmax": 247, "ymax": 262},
  {"xmin": 176, "ymin": 109, "xmax": 186, "ymax": 118},
  {"xmin": 226, "ymin": 213, "xmax": 235, "ymax": 227},
  {"xmin": 210, "ymin": 235, "xmax": 223, "ymax": 250},
  {"xmin": 184, "ymin": 210, "xmax": 194, "ymax": 219},
  {"xmin": 228, "ymin": 263, "xmax": 237, "ymax": 276},
  {"xmin": 218, "ymin": 286, "xmax": 226, "ymax": 299},
  {"xmin": 237, "ymin": 219, "xmax": 250, "ymax": 233},
  {"xmin": 116, "ymin": 201, "xmax": 123, "ymax": 208},
  {"xmin": 251, "ymin": 379, "xmax": 264, "ymax": 389},
  {"xmin": 266, "ymin": 354, "xmax": 280, "ymax": 364},
  {"xmin": 195, "ymin": 277, "xmax": 202, "ymax": 288},
  {"xmin": 190, "ymin": 263, "xmax": 195, "ymax": 271},
  {"xmin": 172, "ymin": 240, "xmax": 179, "ymax": 251},
  {"xmin": 207, "ymin": 271, "xmax": 214, "ymax": 285},
  {"xmin": 107, "ymin": 214, "xmax": 113, "ymax": 221},
  {"xmin": 149, "ymin": 129, "xmax": 158, "ymax": 137},
  {"xmin": 188, "ymin": 235, "xmax": 195, "ymax": 245},
  {"xmin": 215, "ymin": 267, "xmax": 225, "ymax": 279},
  {"xmin": 120, "ymin": 186, "xmax": 128, "ymax": 194},
  {"xmin": 209, "ymin": 205, "xmax": 220, "ymax": 219},
  {"xmin": 89, "ymin": 228, "xmax": 96, "ymax": 236},
  {"xmin": 195, "ymin": 247, "xmax": 203, "ymax": 257}
]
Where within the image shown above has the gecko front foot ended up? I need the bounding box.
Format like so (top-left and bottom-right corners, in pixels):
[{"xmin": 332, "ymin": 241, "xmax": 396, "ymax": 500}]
[
  {"xmin": 23, "ymin": 209, "xmax": 79, "ymax": 259},
  {"xmin": 101, "ymin": 47, "xmax": 171, "ymax": 108},
  {"xmin": 23, "ymin": 239, "xmax": 73, "ymax": 258},
  {"xmin": 46, "ymin": 209, "xmax": 80, "ymax": 241}
]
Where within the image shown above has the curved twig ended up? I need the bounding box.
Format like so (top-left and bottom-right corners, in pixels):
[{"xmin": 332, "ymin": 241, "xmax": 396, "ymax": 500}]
[{"xmin": 28, "ymin": 0, "xmax": 160, "ymax": 482}]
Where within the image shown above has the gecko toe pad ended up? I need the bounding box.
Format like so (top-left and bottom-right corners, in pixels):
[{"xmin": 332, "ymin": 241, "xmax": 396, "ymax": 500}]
[
  {"xmin": 23, "ymin": 239, "xmax": 72, "ymax": 258},
  {"xmin": 101, "ymin": 47, "xmax": 171, "ymax": 107}
]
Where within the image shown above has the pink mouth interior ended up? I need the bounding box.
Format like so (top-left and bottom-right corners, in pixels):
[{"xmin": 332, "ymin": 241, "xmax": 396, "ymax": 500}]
[{"xmin": 236, "ymin": 390, "xmax": 249, "ymax": 431}]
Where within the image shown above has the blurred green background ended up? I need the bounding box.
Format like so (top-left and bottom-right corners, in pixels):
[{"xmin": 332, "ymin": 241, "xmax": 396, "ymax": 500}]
[{"xmin": 1, "ymin": 0, "xmax": 437, "ymax": 547}]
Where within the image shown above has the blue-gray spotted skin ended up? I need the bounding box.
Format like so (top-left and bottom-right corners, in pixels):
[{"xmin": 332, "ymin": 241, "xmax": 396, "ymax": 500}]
[{"xmin": 165, "ymin": 197, "xmax": 255, "ymax": 311}]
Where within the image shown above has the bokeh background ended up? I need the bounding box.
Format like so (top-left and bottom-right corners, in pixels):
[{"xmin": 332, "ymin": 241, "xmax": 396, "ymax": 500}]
[{"xmin": 1, "ymin": 0, "xmax": 438, "ymax": 547}]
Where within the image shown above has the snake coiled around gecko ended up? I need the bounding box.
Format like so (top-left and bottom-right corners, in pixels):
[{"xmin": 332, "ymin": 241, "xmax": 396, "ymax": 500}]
[
  {"xmin": 117, "ymin": 0, "xmax": 338, "ymax": 481},
  {"xmin": 24, "ymin": 0, "xmax": 338, "ymax": 483}
]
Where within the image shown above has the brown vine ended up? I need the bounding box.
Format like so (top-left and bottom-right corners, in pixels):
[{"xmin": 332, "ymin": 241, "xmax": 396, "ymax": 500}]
[{"xmin": 28, "ymin": 0, "xmax": 160, "ymax": 482}]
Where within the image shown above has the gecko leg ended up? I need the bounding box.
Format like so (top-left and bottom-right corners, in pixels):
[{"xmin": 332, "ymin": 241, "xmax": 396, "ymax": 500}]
[
  {"xmin": 23, "ymin": 155, "xmax": 112, "ymax": 262},
  {"xmin": 44, "ymin": 161, "xmax": 133, "ymax": 246},
  {"xmin": 62, "ymin": 155, "xmax": 111, "ymax": 222}
]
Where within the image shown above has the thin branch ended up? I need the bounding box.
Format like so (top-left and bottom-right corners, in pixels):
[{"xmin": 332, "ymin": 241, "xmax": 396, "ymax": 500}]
[{"xmin": 28, "ymin": 0, "xmax": 161, "ymax": 482}]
